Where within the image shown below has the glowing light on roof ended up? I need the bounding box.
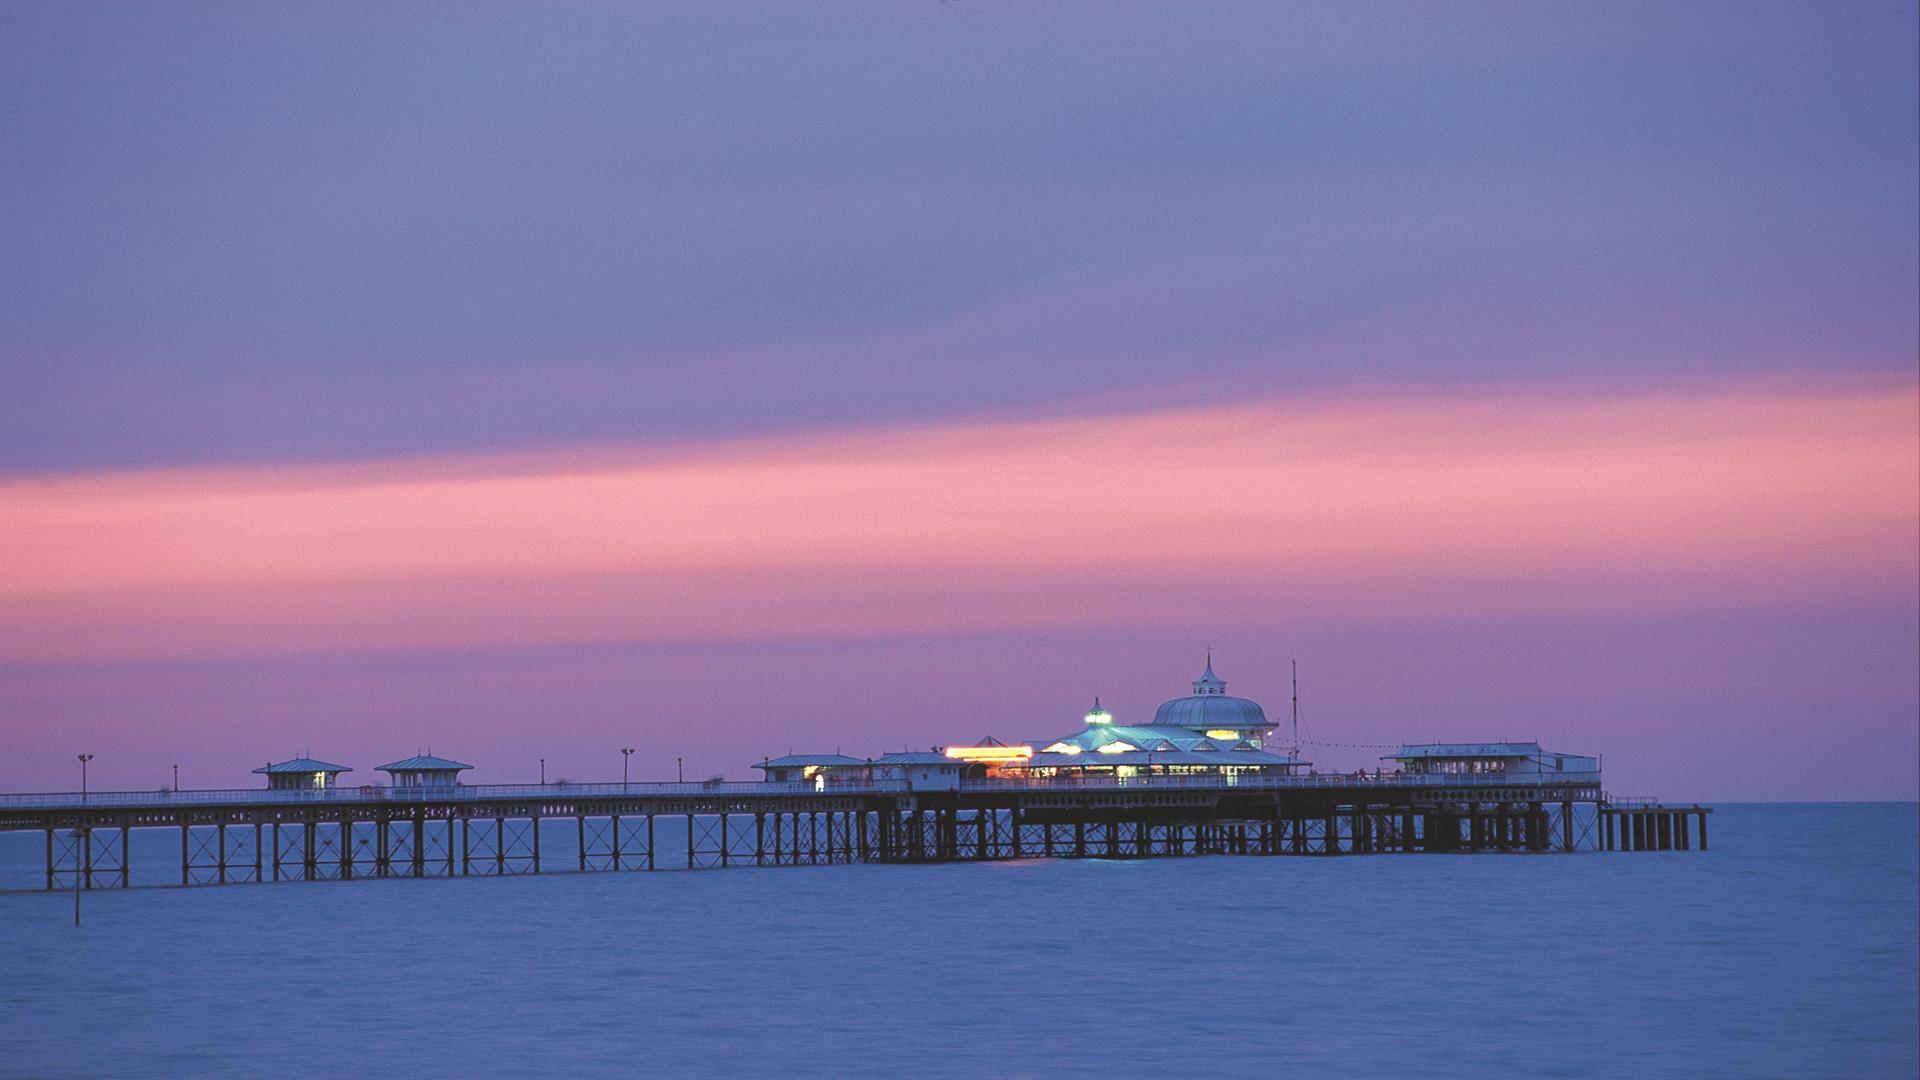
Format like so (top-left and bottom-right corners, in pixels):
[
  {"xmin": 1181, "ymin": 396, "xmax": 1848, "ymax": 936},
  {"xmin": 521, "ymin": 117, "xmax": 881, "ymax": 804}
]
[{"xmin": 945, "ymin": 745, "xmax": 1034, "ymax": 763}]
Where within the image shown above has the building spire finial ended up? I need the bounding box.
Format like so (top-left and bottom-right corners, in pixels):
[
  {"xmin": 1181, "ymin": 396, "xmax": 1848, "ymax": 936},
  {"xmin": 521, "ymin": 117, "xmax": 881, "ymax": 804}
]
[{"xmin": 1193, "ymin": 652, "xmax": 1225, "ymax": 695}]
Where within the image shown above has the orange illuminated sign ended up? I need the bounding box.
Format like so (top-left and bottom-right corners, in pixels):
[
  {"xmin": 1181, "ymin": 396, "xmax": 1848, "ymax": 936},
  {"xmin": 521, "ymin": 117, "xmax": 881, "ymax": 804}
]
[{"xmin": 943, "ymin": 745, "xmax": 1034, "ymax": 763}]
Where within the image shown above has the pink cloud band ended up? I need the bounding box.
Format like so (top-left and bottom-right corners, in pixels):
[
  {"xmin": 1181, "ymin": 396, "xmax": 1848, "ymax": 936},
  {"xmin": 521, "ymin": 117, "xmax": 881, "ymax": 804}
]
[{"xmin": 2, "ymin": 375, "xmax": 1913, "ymax": 662}]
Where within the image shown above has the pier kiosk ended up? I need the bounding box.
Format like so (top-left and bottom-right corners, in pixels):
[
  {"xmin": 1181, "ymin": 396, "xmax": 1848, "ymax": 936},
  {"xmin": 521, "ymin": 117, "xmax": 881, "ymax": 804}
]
[
  {"xmin": 253, "ymin": 758, "xmax": 351, "ymax": 791},
  {"xmin": 377, "ymin": 755, "xmax": 473, "ymax": 789},
  {"xmin": 753, "ymin": 755, "xmax": 870, "ymax": 786},
  {"xmin": 1384, "ymin": 742, "xmax": 1597, "ymax": 780}
]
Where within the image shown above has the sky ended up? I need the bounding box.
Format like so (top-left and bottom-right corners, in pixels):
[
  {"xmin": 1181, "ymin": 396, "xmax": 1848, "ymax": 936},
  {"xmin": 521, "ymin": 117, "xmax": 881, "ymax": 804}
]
[{"xmin": 1, "ymin": 2, "xmax": 1915, "ymax": 800}]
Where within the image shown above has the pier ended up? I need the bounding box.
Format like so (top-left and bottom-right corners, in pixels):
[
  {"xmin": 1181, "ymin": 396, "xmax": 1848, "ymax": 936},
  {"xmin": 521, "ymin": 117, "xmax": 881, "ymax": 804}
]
[
  {"xmin": 1598, "ymin": 799, "xmax": 1711, "ymax": 852},
  {"xmin": 0, "ymin": 770, "xmax": 1706, "ymax": 891}
]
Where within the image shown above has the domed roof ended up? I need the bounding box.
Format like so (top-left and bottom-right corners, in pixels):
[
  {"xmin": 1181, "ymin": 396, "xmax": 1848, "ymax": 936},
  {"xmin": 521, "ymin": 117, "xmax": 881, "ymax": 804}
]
[
  {"xmin": 1152, "ymin": 694, "xmax": 1270, "ymax": 729},
  {"xmin": 1150, "ymin": 658, "xmax": 1273, "ymax": 730}
]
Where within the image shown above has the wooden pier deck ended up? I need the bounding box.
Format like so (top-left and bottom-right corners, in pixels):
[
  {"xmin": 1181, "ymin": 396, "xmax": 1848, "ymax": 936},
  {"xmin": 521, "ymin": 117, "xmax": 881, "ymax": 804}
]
[{"xmin": 0, "ymin": 773, "xmax": 1707, "ymax": 890}]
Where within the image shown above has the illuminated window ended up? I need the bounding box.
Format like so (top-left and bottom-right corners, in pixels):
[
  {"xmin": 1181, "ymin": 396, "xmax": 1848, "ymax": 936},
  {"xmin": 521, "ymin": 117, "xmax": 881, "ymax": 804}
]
[{"xmin": 1096, "ymin": 743, "xmax": 1136, "ymax": 755}]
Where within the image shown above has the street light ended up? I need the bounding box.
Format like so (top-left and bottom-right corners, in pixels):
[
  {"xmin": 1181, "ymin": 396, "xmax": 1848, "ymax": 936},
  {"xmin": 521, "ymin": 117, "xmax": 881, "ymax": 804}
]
[
  {"xmin": 621, "ymin": 748, "xmax": 635, "ymax": 790},
  {"xmin": 75, "ymin": 753, "xmax": 93, "ymax": 927},
  {"xmin": 539, "ymin": 758, "xmax": 546, "ymax": 785},
  {"xmin": 172, "ymin": 763, "xmax": 179, "ymax": 792},
  {"xmin": 676, "ymin": 756, "xmax": 683, "ymax": 784}
]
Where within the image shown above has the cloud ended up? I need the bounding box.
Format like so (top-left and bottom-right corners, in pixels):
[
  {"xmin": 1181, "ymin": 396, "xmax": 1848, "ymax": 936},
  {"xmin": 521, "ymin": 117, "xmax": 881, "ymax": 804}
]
[{"xmin": 1, "ymin": 374, "xmax": 1912, "ymax": 663}]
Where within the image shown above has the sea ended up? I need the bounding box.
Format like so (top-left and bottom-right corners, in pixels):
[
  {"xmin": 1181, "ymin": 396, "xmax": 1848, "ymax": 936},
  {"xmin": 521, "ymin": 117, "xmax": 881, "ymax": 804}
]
[{"xmin": 0, "ymin": 802, "xmax": 1913, "ymax": 1079}]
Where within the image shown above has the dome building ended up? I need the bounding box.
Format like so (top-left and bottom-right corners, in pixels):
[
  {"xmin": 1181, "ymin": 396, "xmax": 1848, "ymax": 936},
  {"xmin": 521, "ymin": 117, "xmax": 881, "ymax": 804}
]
[
  {"xmin": 751, "ymin": 656, "xmax": 1311, "ymax": 787},
  {"xmin": 1150, "ymin": 657, "xmax": 1277, "ymax": 747},
  {"xmin": 1014, "ymin": 658, "xmax": 1308, "ymax": 779}
]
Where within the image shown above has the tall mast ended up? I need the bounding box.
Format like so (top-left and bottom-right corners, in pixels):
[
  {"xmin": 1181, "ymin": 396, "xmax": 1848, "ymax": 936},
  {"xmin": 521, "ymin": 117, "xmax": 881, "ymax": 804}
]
[{"xmin": 1290, "ymin": 658, "xmax": 1300, "ymax": 759}]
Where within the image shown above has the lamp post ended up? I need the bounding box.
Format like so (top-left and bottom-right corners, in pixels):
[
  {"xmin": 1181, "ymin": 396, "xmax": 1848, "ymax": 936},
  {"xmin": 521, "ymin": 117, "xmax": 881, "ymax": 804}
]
[
  {"xmin": 621, "ymin": 748, "xmax": 635, "ymax": 790},
  {"xmin": 75, "ymin": 753, "xmax": 93, "ymax": 927},
  {"xmin": 539, "ymin": 758, "xmax": 546, "ymax": 785},
  {"xmin": 676, "ymin": 756, "xmax": 683, "ymax": 784},
  {"xmin": 172, "ymin": 763, "xmax": 179, "ymax": 792}
]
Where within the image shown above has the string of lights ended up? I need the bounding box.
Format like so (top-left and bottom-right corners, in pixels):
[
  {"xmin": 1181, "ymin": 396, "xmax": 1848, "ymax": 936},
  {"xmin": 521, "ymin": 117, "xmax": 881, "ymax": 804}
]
[{"xmin": 1299, "ymin": 738, "xmax": 1405, "ymax": 750}]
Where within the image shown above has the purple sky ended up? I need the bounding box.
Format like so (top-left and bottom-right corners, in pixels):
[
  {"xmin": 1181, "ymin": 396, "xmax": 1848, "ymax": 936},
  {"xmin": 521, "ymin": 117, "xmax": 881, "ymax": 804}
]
[{"xmin": 1, "ymin": 3, "xmax": 1915, "ymax": 799}]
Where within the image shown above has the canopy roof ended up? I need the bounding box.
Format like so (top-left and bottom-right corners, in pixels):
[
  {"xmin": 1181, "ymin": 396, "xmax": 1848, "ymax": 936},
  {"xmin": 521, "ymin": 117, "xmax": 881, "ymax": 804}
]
[
  {"xmin": 1386, "ymin": 742, "xmax": 1545, "ymax": 760},
  {"xmin": 871, "ymin": 752, "xmax": 961, "ymax": 766},
  {"xmin": 754, "ymin": 754, "xmax": 868, "ymax": 769},
  {"xmin": 1026, "ymin": 724, "xmax": 1307, "ymax": 768},
  {"xmin": 375, "ymin": 755, "xmax": 473, "ymax": 773},
  {"xmin": 254, "ymin": 758, "xmax": 351, "ymax": 775},
  {"xmin": 1026, "ymin": 746, "xmax": 1303, "ymax": 769}
]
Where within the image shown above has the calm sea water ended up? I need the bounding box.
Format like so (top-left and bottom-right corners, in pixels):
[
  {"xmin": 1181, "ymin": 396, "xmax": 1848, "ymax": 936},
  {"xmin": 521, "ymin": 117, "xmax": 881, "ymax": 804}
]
[{"xmin": 0, "ymin": 802, "xmax": 1913, "ymax": 1079}]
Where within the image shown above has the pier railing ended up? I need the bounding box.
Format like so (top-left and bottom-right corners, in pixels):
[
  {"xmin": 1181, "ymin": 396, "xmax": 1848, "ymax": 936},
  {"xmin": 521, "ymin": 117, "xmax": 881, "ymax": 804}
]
[
  {"xmin": 0, "ymin": 770, "xmax": 1603, "ymax": 811},
  {"xmin": 0, "ymin": 779, "xmax": 901, "ymax": 810},
  {"xmin": 955, "ymin": 771, "xmax": 1603, "ymax": 793}
]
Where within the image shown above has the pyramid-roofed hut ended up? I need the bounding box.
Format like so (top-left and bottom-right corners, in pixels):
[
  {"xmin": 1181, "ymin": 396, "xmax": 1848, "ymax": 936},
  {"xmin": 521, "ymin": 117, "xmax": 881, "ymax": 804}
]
[{"xmin": 254, "ymin": 758, "xmax": 352, "ymax": 791}]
